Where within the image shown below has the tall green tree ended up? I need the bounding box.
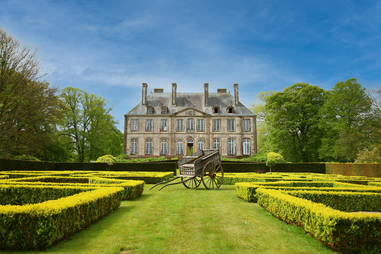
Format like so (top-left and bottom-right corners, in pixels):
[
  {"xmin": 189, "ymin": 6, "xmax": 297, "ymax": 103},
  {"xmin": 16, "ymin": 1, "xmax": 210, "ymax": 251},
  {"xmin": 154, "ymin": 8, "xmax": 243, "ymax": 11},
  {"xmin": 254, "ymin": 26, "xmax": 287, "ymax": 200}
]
[
  {"xmin": 0, "ymin": 28, "xmax": 65, "ymax": 158},
  {"xmin": 319, "ymin": 78, "xmax": 372, "ymax": 162},
  {"xmin": 249, "ymin": 91, "xmax": 277, "ymax": 153},
  {"xmin": 60, "ymin": 87, "xmax": 119, "ymax": 162},
  {"xmin": 265, "ymin": 83, "xmax": 326, "ymax": 162}
]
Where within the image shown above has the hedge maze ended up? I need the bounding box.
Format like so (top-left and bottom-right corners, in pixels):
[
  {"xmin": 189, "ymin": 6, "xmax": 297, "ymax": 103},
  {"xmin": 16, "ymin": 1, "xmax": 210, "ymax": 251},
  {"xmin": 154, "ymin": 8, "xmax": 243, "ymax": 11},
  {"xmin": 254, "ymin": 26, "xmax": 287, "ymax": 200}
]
[
  {"xmin": 235, "ymin": 173, "xmax": 381, "ymax": 253},
  {"xmin": 0, "ymin": 170, "xmax": 173, "ymax": 251}
]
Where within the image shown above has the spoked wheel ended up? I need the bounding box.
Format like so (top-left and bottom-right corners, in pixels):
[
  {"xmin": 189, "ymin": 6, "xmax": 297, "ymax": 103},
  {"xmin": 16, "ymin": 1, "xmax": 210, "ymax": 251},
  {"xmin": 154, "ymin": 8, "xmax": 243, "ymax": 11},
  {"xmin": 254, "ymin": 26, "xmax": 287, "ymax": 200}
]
[
  {"xmin": 181, "ymin": 176, "xmax": 202, "ymax": 189},
  {"xmin": 201, "ymin": 160, "xmax": 224, "ymax": 190}
]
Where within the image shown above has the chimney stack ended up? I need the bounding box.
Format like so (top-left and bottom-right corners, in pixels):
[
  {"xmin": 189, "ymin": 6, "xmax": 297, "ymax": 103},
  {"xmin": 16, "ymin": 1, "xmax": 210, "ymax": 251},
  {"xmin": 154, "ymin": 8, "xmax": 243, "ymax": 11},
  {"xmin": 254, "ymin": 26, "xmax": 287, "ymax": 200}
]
[
  {"xmin": 234, "ymin": 83, "xmax": 239, "ymax": 106},
  {"xmin": 204, "ymin": 83, "xmax": 209, "ymax": 106},
  {"xmin": 142, "ymin": 83, "xmax": 147, "ymax": 105},
  {"xmin": 172, "ymin": 83, "xmax": 177, "ymax": 105}
]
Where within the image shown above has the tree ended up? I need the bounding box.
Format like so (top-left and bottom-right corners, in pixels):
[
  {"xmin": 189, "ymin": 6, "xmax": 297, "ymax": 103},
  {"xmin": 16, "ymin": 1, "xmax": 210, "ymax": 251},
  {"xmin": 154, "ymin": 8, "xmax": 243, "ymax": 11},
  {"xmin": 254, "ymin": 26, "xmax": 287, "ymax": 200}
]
[
  {"xmin": 319, "ymin": 78, "xmax": 372, "ymax": 162},
  {"xmin": 265, "ymin": 83, "xmax": 326, "ymax": 162},
  {"xmin": 266, "ymin": 152, "xmax": 285, "ymax": 174},
  {"xmin": 59, "ymin": 87, "xmax": 119, "ymax": 162},
  {"xmin": 249, "ymin": 91, "xmax": 277, "ymax": 154},
  {"xmin": 0, "ymin": 28, "xmax": 65, "ymax": 158}
]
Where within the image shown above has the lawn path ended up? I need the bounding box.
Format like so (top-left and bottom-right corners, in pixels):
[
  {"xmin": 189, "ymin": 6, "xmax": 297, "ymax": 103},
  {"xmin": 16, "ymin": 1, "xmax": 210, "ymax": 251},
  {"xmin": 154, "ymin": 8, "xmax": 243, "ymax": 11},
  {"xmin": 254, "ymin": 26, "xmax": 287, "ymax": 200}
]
[{"xmin": 3, "ymin": 184, "xmax": 335, "ymax": 254}]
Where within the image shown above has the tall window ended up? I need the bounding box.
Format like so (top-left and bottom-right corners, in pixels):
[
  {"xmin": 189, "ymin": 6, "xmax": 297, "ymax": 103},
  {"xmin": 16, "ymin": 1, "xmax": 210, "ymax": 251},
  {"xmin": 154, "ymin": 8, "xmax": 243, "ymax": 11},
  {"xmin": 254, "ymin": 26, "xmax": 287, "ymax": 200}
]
[
  {"xmin": 131, "ymin": 119, "xmax": 138, "ymax": 131},
  {"xmin": 177, "ymin": 119, "xmax": 183, "ymax": 131},
  {"xmin": 213, "ymin": 119, "xmax": 220, "ymax": 131},
  {"xmin": 197, "ymin": 119, "xmax": 204, "ymax": 131},
  {"xmin": 228, "ymin": 139, "xmax": 235, "ymax": 155},
  {"xmin": 228, "ymin": 119, "xmax": 235, "ymax": 131},
  {"xmin": 197, "ymin": 139, "xmax": 204, "ymax": 151},
  {"xmin": 243, "ymin": 139, "xmax": 250, "ymax": 155},
  {"xmin": 131, "ymin": 138, "xmax": 138, "ymax": 155},
  {"xmin": 213, "ymin": 139, "xmax": 220, "ymax": 150},
  {"xmin": 146, "ymin": 119, "xmax": 153, "ymax": 131},
  {"xmin": 161, "ymin": 119, "xmax": 168, "ymax": 131},
  {"xmin": 146, "ymin": 139, "xmax": 153, "ymax": 155},
  {"xmin": 160, "ymin": 139, "xmax": 168, "ymax": 155},
  {"xmin": 187, "ymin": 118, "xmax": 194, "ymax": 130},
  {"xmin": 243, "ymin": 119, "xmax": 250, "ymax": 131},
  {"xmin": 176, "ymin": 139, "xmax": 183, "ymax": 155}
]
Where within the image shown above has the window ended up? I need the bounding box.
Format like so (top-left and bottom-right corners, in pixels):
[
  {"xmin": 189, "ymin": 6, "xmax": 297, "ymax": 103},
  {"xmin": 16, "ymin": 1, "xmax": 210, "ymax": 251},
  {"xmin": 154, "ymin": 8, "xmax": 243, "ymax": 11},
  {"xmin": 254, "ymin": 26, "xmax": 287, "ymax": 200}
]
[
  {"xmin": 147, "ymin": 106, "xmax": 154, "ymax": 114},
  {"xmin": 213, "ymin": 106, "xmax": 220, "ymax": 114},
  {"xmin": 146, "ymin": 139, "xmax": 153, "ymax": 155},
  {"xmin": 243, "ymin": 119, "xmax": 250, "ymax": 132},
  {"xmin": 161, "ymin": 139, "xmax": 167, "ymax": 155},
  {"xmin": 131, "ymin": 119, "xmax": 138, "ymax": 131},
  {"xmin": 213, "ymin": 119, "xmax": 220, "ymax": 131},
  {"xmin": 177, "ymin": 119, "xmax": 183, "ymax": 131},
  {"xmin": 227, "ymin": 107, "xmax": 234, "ymax": 113},
  {"xmin": 197, "ymin": 119, "xmax": 204, "ymax": 131},
  {"xmin": 131, "ymin": 138, "xmax": 138, "ymax": 155},
  {"xmin": 187, "ymin": 118, "xmax": 194, "ymax": 130},
  {"xmin": 176, "ymin": 139, "xmax": 183, "ymax": 155},
  {"xmin": 228, "ymin": 139, "xmax": 235, "ymax": 155},
  {"xmin": 197, "ymin": 139, "xmax": 204, "ymax": 151},
  {"xmin": 228, "ymin": 119, "xmax": 235, "ymax": 131},
  {"xmin": 243, "ymin": 139, "xmax": 250, "ymax": 155},
  {"xmin": 213, "ymin": 139, "xmax": 220, "ymax": 150},
  {"xmin": 146, "ymin": 119, "xmax": 153, "ymax": 131},
  {"xmin": 162, "ymin": 106, "xmax": 168, "ymax": 114},
  {"xmin": 161, "ymin": 119, "xmax": 168, "ymax": 131}
]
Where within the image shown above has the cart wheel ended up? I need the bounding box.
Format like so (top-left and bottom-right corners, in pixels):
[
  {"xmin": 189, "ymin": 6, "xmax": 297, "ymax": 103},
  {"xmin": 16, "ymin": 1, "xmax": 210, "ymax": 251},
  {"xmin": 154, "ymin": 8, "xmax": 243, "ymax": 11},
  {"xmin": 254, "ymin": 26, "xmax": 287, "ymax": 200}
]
[
  {"xmin": 202, "ymin": 160, "xmax": 224, "ymax": 190},
  {"xmin": 181, "ymin": 176, "xmax": 202, "ymax": 189}
]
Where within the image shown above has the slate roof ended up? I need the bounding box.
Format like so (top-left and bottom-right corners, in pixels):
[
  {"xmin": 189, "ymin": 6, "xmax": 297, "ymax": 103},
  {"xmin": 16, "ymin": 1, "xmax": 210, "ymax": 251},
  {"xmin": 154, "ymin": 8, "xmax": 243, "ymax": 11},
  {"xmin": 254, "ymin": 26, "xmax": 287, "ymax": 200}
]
[{"xmin": 126, "ymin": 92, "xmax": 255, "ymax": 116}]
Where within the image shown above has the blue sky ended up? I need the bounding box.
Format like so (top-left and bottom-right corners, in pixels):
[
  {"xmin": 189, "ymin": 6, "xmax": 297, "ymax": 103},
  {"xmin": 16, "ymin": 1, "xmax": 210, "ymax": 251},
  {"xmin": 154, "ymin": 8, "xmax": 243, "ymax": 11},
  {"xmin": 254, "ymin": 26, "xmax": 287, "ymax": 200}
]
[{"xmin": 2, "ymin": 0, "xmax": 381, "ymax": 131}]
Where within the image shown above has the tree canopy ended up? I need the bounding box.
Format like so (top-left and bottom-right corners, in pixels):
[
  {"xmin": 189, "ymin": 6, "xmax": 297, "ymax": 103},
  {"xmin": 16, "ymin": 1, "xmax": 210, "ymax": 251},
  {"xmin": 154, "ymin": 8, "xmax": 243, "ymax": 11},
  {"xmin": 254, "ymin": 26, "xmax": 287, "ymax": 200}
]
[{"xmin": 0, "ymin": 28, "xmax": 66, "ymax": 158}]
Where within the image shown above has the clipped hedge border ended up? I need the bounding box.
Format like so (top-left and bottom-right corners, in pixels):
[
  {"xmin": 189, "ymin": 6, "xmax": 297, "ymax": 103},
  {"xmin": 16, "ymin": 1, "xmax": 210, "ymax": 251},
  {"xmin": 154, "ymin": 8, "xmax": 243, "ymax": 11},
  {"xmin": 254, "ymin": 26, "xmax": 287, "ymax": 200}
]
[
  {"xmin": 326, "ymin": 163, "xmax": 381, "ymax": 178},
  {"xmin": 0, "ymin": 187, "xmax": 123, "ymax": 251},
  {"xmin": 235, "ymin": 182, "xmax": 381, "ymax": 202},
  {"xmin": 91, "ymin": 171, "xmax": 174, "ymax": 184},
  {"xmin": 256, "ymin": 188, "xmax": 381, "ymax": 253},
  {"xmin": 0, "ymin": 177, "xmax": 144, "ymax": 201}
]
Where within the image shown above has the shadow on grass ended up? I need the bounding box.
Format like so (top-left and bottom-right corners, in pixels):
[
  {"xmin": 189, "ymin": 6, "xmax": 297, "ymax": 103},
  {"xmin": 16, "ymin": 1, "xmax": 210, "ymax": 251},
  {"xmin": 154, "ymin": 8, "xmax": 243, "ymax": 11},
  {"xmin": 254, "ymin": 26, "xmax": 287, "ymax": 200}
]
[{"xmin": 130, "ymin": 193, "xmax": 153, "ymax": 202}]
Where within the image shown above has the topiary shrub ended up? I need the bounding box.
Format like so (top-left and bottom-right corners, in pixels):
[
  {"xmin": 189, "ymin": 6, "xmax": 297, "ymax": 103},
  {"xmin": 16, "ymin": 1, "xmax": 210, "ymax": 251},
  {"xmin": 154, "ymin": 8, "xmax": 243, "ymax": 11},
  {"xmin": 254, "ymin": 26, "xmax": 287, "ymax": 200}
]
[
  {"xmin": 96, "ymin": 155, "xmax": 116, "ymax": 171},
  {"xmin": 266, "ymin": 152, "xmax": 285, "ymax": 174}
]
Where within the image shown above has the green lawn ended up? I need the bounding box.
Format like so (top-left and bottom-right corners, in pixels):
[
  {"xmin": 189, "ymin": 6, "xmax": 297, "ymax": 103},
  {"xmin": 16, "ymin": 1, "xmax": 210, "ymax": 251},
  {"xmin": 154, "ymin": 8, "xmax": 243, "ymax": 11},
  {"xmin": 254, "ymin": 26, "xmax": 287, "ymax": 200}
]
[{"xmin": 3, "ymin": 183, "xmax": 336, "ymax": 254}]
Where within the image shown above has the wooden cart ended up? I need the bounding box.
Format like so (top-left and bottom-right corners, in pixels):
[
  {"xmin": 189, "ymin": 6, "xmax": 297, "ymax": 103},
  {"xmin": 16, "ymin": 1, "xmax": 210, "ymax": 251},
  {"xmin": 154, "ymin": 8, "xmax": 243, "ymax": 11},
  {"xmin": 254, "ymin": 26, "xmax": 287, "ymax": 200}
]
[{"xmin": 150, "ymin": 149, "xmax": 224, "ymax": 191}]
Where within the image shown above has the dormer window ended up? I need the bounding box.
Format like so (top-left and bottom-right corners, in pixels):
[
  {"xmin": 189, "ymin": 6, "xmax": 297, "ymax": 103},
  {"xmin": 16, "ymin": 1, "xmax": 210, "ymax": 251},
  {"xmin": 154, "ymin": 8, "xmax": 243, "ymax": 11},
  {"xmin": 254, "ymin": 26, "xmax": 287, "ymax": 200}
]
[
  {"xmin": 161, "ymin": 106, "xmax": 168, "ymax": 114},
  {"xmin": 213, "ymin": 106, "xmax": 220, "ymax": 114},
  {"xmin": 227, "ymin": 106, "xmax": 234, "ymax": 113},
  {"xmin": 147, "ymin": 106, "xmax": 154, "ymax": 114}
]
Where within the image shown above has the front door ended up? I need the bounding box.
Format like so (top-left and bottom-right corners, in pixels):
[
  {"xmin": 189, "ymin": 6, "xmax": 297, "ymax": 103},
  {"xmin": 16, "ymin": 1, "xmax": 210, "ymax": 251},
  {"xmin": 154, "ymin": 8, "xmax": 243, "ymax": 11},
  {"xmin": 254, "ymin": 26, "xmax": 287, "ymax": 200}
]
[{"xmin": 187, "ymin": 139, "xmax": 194, "ymax": 155}]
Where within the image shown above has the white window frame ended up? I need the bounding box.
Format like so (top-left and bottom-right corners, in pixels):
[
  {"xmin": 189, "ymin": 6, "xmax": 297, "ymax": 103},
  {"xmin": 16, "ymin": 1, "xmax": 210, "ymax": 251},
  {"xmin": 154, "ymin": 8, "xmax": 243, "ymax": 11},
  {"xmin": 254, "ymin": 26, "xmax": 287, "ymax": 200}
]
[
  {"xmin": 187, "ymin": 118, "xmax": 194, "ymax": 130},
  {"xmin": 146, "ymin": 139, "xmax": 153, "ymax": 155},
  {"xmin": 161, "ymin": 119, "xmax": 168, "ymax": 131},
  {"xmin": 197, "ymin": 139, "xmax": 204, "ymax": 151},
  {"xmin": 146, "ymin": 119, "xmax": 153, "ymax": 131},
  {"xmin": 228, "ymin": 119, "xmax": 235, "ymax": 131},
  {"xmin": 176, "ymin": 139, "xmax": 183, "ymax": 155},
  {"xmin": 243, "ymin": 139, "xmax": 250, "ymax": 155},
  {"xmin": 160, "ymin": 139, "xmax": 168, "ymax": 155},
  {"xmin": 177, "ymin": 119, "xmax": 184, "ymax": 131},
  {"xmin": 243, "ymin": 119, "xmax": 250, "ymax": 132},
  {"xmin": 213, "ymin": 119, "xmax": 220, "ymax": 131},
  {"xmin": 213, "ymin": 139, "xmax": 220, "ymax": 150},
  {"xmin": 131, "ymin": 119, "xmax": 139, "ymax": 131},
  {"xmin": 131, "ymin": 138, "xmax": 138, "ymax": 155},
  {"xmin": 228, "ymin": 139, "xmax": 235, "ymax": 155},
  {"xmin": 197, "ymin": 119, "xmax": 204, "ymax": 131}
]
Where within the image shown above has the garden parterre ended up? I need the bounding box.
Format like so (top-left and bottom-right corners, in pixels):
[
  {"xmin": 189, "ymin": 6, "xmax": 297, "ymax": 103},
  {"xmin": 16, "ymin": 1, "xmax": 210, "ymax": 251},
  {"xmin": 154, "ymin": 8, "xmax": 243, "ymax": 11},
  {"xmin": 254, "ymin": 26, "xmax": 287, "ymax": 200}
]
[
  {"xmin": 0, "ymin": 170, "xmax": 172, "ymax": 251},
  {"xmin": 235, "ymin": 173, "xmax": 381, "ymax": 253}
]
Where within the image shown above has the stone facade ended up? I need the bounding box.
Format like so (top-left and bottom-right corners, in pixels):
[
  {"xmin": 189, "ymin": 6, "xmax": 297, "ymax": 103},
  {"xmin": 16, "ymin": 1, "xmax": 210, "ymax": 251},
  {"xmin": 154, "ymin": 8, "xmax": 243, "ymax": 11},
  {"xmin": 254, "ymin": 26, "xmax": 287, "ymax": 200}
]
[{"xmin": 124, "ymin": 83, "xmax": 257, "ymax": 158}]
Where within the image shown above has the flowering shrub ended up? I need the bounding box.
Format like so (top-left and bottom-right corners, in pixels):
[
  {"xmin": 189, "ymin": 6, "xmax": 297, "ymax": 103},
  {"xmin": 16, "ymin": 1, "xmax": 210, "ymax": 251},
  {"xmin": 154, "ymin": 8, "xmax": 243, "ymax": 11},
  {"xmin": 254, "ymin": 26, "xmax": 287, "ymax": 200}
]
[{"xmin": 354, "ymin": 147, "xmax": 381, "ymax": 163}]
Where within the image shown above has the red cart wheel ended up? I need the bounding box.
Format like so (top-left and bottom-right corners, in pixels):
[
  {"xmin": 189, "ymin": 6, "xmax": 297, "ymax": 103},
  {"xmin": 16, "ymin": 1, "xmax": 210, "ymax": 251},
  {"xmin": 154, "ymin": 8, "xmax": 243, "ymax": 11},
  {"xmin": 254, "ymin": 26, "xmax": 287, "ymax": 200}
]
[
  {"xmin": 201, "ymin": 160, "xmax": 224, "ymax": 190},
  {"xmin": 181, "ymin": 176, "xmax": 202, "ymax": 189}
]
